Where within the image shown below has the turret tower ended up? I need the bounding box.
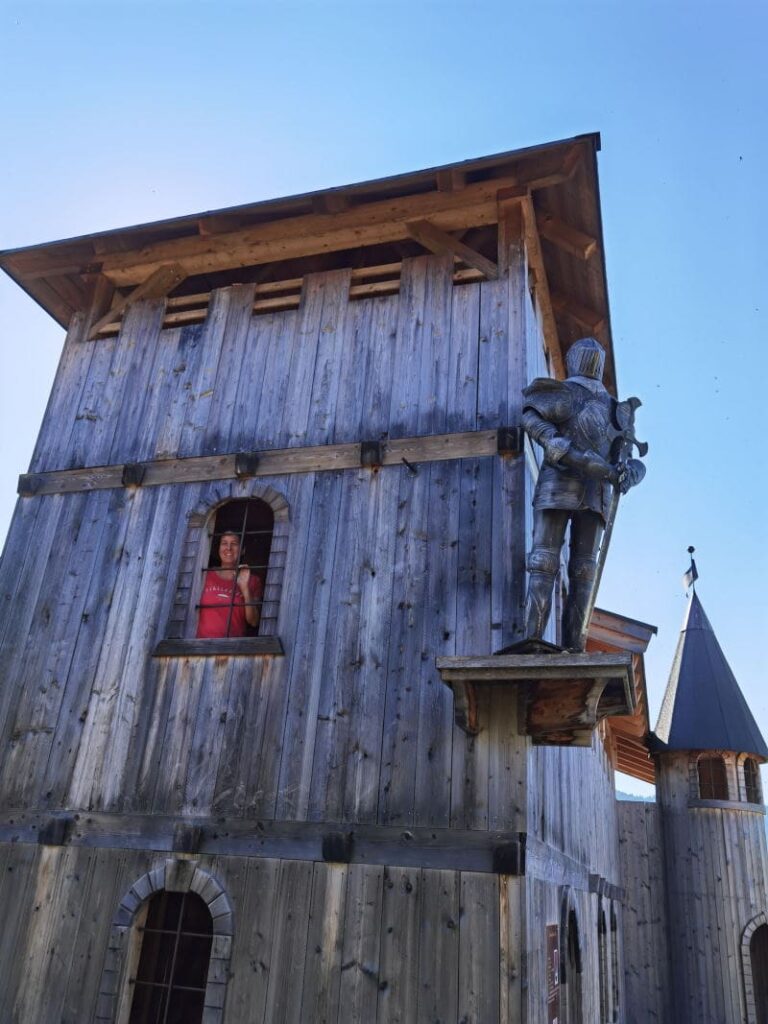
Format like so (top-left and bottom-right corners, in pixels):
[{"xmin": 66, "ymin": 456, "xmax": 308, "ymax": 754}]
[{"xmin": 654, "ymin": 583, "xmax": 768, "ymax": 1023}]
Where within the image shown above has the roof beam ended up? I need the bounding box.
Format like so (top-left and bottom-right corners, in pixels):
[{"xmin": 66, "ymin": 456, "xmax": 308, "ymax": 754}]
[
  {"xmin": 519, "ymin": 194, "xmax": 565, "ymax": 379},
  {"xmin": 87, "ymin": 263, "xmax": 187, "ymax": 340},
  {"xmin": 537, "ymin": 212, "xmax": 597, "ymax": 260},
  {"xmin": 436, "ymin": 168, "xmax": 467, "ymax": 192},
  {"xmin": 550, "ymin": 291, "xmax": 606, "ymax": 333},
  {"xmin": 406, "ymin": 219, "xmax": 498, "ymax": 280}
]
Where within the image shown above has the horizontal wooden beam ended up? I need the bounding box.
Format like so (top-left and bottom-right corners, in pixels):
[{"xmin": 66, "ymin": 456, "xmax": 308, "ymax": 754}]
[
  {"xmin": 15, "ymin": 151, "xmax": 584, "ymax": 288},
  {"xmin": 18, "ymin": 428, "xmax": 507, "ymax": 497},
  {"xmin": 0, "ymin": 810, "xmax": 619, "ymax": 891},
  {"xmin": 87, "ymin": 263, "xmax": 187, "ymax": 339},
  {"xmin": 537, "ymin": 212, "xmax": 597, "ymax": 260},
  {"xmin": 153, "ymin": 637, "xmax": 284, "ymax": 657},
  {"xmin": 407, "ymin": 219, "xmax": 498, "ymax": 280}
]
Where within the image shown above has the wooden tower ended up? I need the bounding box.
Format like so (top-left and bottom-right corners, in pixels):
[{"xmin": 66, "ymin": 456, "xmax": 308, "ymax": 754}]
[
  {"xmin": 653, "ymin": 591, "xmax": 768, "ymax": 1024},
  {"xmin": 0, "ymin": 135, "xmax": 656, "ymax": 1023}
]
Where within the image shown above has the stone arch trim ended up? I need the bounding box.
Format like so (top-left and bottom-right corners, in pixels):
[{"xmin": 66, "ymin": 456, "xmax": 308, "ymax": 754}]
[
  {"xmin": 742, "ymin": 912, "xmax": 768, "ymax": 1024},
  {"xmin": 95, "ymin": 859, "xmax": 233, "ymax": 1023},
  {"xmin": 167, "ymin": 481, "xmax": 290, "ymax": 639}
]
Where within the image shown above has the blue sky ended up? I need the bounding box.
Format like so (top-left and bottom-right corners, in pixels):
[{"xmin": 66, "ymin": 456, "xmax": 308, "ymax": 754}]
[{"xmin": 1, "ymin": 0, "xmax": 766, "ymax": 795}]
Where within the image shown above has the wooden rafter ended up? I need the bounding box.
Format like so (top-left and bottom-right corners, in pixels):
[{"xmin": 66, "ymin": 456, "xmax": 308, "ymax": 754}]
[
  {"xmin": 436, "ymin": 168, "xmax": 467, "ymax": 192},
  {"xmin": 537, "ymin": 212, "xmax": 597, "ymax": 260},
  {"xmin": 87, "ymin": 263, "xmax": 187, "ymax": 340},
  {"xmin": 406, "ymin": 219, "xmax": 498, "ymax": 280},
  {"xmin": 550, "ymin": 291, "xmax": 606, "ymax": 333},
  {"xmin": 520, "ymin": 196, "xmax": 565, "ymax": 379}
]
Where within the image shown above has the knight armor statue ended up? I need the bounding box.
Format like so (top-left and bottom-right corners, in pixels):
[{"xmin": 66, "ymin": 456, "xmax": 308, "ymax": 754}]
[{"xmin": 522, "ymin": 336, "xmax": 646, "ymax": 651}]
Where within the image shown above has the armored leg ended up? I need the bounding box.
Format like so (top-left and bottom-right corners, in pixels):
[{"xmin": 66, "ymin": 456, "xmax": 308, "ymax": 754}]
[
  {"xmin": 562, "ymin": 512, "xmax": 603, "ymax": 651},
  {"xmin": 524, "ymin": 510, "xmax": 569, "ymax": 641}
]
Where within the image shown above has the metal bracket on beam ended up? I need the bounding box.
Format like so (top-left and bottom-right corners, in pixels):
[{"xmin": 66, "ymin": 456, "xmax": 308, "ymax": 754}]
[
  {"xmin": 497, "ymin": 426, "xmax": 522, "ymax": 457},
  {"xmin": 17, "ymin": 473, "xmax": 42, "ymax": 496},
  {"xmin": 38, "ymin": 815, "xmax": 75, "ymax": 847},
  {"xmin": 492, "ymin": 835, "xmax": 527, "ymax": 875},
  {"xmin": 122, "ymin": 463, "xmax": 146, "ymax": 487},
  {"xmin": 322, "ymin": 831, "xmax": 355, "ymax": 864},
  {"xmin": 235, "ymin": 452, "xmax": 260, "ymax": 479},
  {"xmin": 360, "ymin": 440, "xmax": 383, "ymax": 469},
  {"xmin": 172, "ymin": 823, "xmax": 205, "ymax": 854}
]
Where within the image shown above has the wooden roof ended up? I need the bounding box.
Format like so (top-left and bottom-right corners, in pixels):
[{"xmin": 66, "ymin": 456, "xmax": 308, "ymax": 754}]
[
  {"xmin": 0, "ymin": 132, "xmax": 618, "ymax": 391},
  {"xmin": 588, "ymin": 607, "xmax": 658, "ymax": 784}
]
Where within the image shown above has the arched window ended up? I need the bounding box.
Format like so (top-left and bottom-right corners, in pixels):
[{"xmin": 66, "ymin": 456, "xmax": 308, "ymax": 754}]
[
  {"xmin": 744, "ymin": 757, "xmax": 762, "ymax": 805},
  {"xmin": 128, "ymin": 890, "xmax": 213, "ymax": 1023},
  {"xmin": 196, "ymin": 499, "xmax": 273, "ymax": 639},
  {"xmin": 698, "ymin": 754, "xmax": 729, "ymax": 800},
  {"xmin": 598, "ymin": 908, "xmax": 609, "ymax": 1023},
  {"xmin": 610, "ymin": 903, "xmax": 620, "ymax": 1022},
  {"xmin": 156, "ymin": 485, "xmax": 289, "ymax": 656},
  {"xmin": 751, "ymin": 925, "xmax": 768, "ymax": 1024}
]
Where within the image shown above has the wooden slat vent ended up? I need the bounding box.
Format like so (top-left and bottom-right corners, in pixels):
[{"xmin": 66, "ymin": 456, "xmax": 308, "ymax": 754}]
[{"xmin": 93, "ymin": 261, "xmax": 485, "ymax": 338}]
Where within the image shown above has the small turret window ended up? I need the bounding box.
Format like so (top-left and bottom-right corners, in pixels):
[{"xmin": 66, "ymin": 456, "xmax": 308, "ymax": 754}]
[
  {"xmin": 744, "ymin": 757, "xmax": 762, "ymax": 804},
  {"xmin": 697, "ymin": 754, "xmax": 729, "ymax": 800}
]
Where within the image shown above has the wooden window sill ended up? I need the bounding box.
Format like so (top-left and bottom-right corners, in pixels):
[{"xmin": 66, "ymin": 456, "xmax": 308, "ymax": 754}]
[
  {"xmin": 153, "ymin": 637, "xmax": 284, "ymax": 658},
  {"xmin": 688, "ymin": 798, "xmax": 765, "ymax": 814}
]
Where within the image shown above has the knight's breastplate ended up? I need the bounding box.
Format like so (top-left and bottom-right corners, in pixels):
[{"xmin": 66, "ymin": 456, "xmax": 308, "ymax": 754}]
[
  {"xmin": 561, "ymin": 383, "xmax": 614, "ymax": 457},
  {"xmin": 533, "ymin": 381, "xmax": 614, "ymax": 519}
]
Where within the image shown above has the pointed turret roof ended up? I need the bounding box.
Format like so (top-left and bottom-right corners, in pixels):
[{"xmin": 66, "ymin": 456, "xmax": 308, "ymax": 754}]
[{"xmin": 654, "ymin": 591, "xmax": 768, "ymax": 758}]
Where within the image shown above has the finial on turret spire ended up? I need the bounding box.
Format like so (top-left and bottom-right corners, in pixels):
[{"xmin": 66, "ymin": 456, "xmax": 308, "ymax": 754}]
[{"xmin": 682, "ymin": 546, "xmax": 698, "ymax": 592}]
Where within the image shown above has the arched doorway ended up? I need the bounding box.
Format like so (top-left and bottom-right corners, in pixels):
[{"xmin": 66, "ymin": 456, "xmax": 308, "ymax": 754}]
[
  {"xmin": 560, "ymin": 890, "xmax": 583, "ymax": 1024},
  {"xmin": 752, "ymin": 924, "xmax": 768, "ymax": 1024}
]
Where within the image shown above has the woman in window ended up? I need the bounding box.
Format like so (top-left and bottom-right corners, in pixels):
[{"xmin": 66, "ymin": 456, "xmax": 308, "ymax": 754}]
[{"xmin": 196, "ymin": 530, "xmax": 263, "ymax": 638}]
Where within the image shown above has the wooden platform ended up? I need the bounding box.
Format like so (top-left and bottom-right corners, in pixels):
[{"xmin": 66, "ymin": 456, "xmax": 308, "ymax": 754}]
[{"xmin": 436, "ymin": 651, "xmax": 636, "ymax": 745}]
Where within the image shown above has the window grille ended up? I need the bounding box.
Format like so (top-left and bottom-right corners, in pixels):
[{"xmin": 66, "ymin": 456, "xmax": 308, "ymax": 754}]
[
  {"xmin": 697, "ymin": 755, "xmax": 729, "ymax": 800},
  {"xmin": 744, "ymin": 757, "xmax": 762, "ymax": 804},
  {"xmin": 128, "ymin": 891, "xmax": 212, "ymax": 1024},
  {"xmin": 196, "ymin": 499, "xmax": 273, "ymax": 639}
]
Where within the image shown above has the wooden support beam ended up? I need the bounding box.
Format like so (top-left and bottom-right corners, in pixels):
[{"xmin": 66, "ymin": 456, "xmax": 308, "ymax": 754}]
[
  {"xmin": 436, "ymin": 168, "xmax": 467, "ymax": 192},
  {"xmin": 537, "ymin": 212, "xmax": 597, "ymax": 260},
  {"xmin": 521, "ymin": 197, "xmax": 565, "ymax": 378},
  {"xmin": 19, "ymin": 173, "xmax": 529, "ymax": 286},
  {"xmin": 311, "ymin": 192, "xmax": 350, "ymax": 214},
  {"xmin": 87, "ymin": 263, "xmax": 187, "ymax": 340},
  {"xmin": 550, "ymin": 291, "xmax": 606, "ymax": 333},
  {"xmin": 17, "ymin": 427, "xmax": 507, "ymax": 497},
  {"xmin": 496, "ymin": 186, "xmax": 526, "ymax": 276},
  {"xmin": 406, "ymin": 219, "xmax": 498, "ymax": 280}
]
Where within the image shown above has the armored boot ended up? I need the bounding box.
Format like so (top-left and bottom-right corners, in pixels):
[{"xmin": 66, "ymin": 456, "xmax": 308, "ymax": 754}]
[
  {"xmin": 523, "ymin": 546, "xmax": 560, "ymax": 641},
  {"xmin": 562, "ymin": 555, "xmax": 598, "ymax": 651}
]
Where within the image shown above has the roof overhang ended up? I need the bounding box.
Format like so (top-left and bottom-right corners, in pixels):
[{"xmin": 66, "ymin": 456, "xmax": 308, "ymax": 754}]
[
  {"xmin": 588, "ymin": 607, "xmax": 658, "ymax": 784},
  {"xmin": 0, "ymin": 132, "xmax": 617, "ymax": 391}
]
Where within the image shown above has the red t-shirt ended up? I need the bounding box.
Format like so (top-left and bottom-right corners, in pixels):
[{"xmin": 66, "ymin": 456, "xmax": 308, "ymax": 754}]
[{"xmin": 196, "ymin": 570, "xmax": 263, "ymax": 639}]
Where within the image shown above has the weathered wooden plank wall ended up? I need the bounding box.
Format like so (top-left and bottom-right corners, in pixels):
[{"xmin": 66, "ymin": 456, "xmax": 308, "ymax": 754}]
[
  {"xmin": 0, "ymin": 846, "xmax": 525, "ymax": 1024},
  {"xmin": 657, "ymin": 754, "xmax": 768, "ymax": 1024},
  {"xmin": 0, "ymin": 255, "xmax": 535, "ymax": 830},
  {"xmin": 617, "ymin": 800, "xmax": 672, "ymax": 1024}
]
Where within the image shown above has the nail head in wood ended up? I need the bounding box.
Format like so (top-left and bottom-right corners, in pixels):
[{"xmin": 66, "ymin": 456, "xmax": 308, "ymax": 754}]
[{"xmin": 322, "ymin": 831, "xmax": 354, "ymax": 863}]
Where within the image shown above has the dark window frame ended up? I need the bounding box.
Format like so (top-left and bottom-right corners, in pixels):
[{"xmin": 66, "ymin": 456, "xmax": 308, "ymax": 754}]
[
  {"xmin": 154, "ymin": 485, "xmax": 289, "ymax": 658},
  {"xmin": 744, "ymin": 757, "xmax": 763, "ymax": 805},
  {"xmin": 697, "ymin": 754, "xmax": 729, "ymax": 800},
  {"xmin": 128, "ymin": 890, "xmax": 213, "ymax": 1024}
]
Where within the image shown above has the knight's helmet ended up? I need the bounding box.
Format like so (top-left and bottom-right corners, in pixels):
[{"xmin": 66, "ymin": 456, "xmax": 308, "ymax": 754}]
[{"xmin": 565, "ymin": 336, "xmax": 606, "ymax": 380}]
